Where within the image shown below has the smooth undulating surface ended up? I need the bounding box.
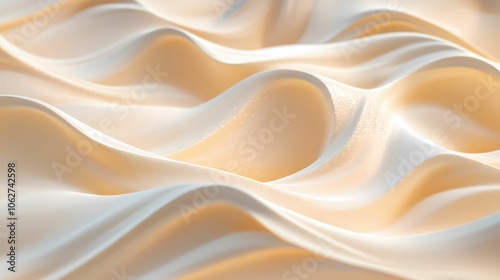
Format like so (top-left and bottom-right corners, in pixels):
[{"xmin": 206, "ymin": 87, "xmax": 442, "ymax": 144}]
[{"xmin": 0, "ymin": 0, "xmax": 499, "ymax": 279}]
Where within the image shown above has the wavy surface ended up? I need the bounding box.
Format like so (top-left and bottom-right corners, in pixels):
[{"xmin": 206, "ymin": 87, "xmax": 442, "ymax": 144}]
[{"xmin": 0, "ymin": 0, "xmax": 499, "ymax": 279}]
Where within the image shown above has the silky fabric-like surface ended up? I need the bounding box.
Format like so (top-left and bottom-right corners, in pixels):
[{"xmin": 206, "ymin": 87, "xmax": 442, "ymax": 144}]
[{"xmin": 0, "ymin": 0, "xmax": 499, "ymax": 279}]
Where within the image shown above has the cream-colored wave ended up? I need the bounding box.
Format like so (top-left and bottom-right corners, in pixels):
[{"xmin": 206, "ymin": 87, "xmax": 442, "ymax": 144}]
[{"xmin": 0, "ymin": 0, "xmax": 499, "ymax": 279}]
